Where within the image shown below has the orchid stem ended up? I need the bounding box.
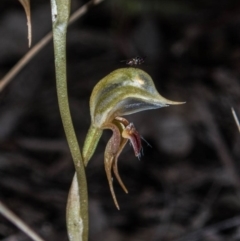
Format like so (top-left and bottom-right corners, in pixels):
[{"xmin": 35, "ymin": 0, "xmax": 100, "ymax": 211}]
[{"xmin": 50, "ymin": 1, "xmax": 88, "ymax": 240}]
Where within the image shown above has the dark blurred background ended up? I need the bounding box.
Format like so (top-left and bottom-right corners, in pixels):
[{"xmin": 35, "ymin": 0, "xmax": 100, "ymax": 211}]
[{"xmin": 1, "ymin": 0, "xmax": 240, "ymax": 240}]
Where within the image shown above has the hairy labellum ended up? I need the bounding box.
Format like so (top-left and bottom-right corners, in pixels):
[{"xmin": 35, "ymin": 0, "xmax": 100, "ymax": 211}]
[{"xmin": 122, "ymin": 123, "xmax": 142, "ymax": 159}]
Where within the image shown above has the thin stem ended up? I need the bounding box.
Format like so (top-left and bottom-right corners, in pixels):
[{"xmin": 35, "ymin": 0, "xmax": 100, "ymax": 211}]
[
  {"xmin": 50, "ymin": 1, "xmax": 88, "ymax": 241},
  {"xmin": 0, "ymin": 201, "xmax": 46, "ymax": 241}
]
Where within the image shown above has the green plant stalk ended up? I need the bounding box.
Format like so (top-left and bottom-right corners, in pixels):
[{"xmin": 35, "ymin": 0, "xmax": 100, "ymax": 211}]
[{"xmin": 50, "ymin": 1, "xmax": 88, "ymax": 241}]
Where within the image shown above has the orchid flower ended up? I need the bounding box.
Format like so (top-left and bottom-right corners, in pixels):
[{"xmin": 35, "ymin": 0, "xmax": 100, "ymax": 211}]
[{"xmin": 82, "ymin": 67, "xmax": 184, "ymax": 209}]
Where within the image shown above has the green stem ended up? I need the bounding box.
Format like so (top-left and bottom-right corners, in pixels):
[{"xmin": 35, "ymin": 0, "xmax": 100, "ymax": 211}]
[
  {"xmin": 50, "ymin": 1, "xmax": 88, "ymax": 241},
  {"xmin": 83, "ymin": 124, "xmax": 103, "ymax": 166}
]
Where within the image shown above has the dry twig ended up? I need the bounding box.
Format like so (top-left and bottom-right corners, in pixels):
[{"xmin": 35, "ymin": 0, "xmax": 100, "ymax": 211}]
[
  {"xmin": 0, "ymin": 0, "xmax": 104, "ymax": 92},
  {"xmin": 231, "ymin": 107, "xmax": 240, "ymax": 133},
  {"xmin": 0, "ymin": 201, "xmax": 46, "ymax": 241}
]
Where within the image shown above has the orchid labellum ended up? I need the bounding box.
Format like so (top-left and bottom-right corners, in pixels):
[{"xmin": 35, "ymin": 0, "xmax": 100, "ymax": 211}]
[{"xmin": 82, "ymin": 67, "xmax": 184, "ymax": 209}]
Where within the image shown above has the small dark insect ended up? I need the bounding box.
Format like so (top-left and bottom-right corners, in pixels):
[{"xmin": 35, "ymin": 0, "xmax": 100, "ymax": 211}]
[{"xmin": 121, "ymin": 56, "xmax": 145, "ymax": 66}]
